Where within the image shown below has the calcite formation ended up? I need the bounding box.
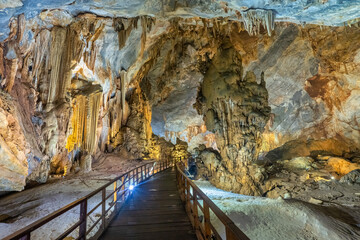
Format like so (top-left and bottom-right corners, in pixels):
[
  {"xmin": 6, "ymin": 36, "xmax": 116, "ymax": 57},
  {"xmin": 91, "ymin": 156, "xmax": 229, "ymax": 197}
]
[
  {"xmin": 0, "ymin": 13, "xmax": 159, "ymax": 190},
  {"xmin": 195, "ymin": 41, "xmax": 271, "ymax": 195},
  {"xmin": 241, "ymin": 9, "xmax": 275, "ymax": 36},
  {"xmin": 0, "ymin": 1, "xmax": 359, "ymax": 195},
  {"xmin": 66, "ymin": 83, "xmax": 102, "ymax": 158}
]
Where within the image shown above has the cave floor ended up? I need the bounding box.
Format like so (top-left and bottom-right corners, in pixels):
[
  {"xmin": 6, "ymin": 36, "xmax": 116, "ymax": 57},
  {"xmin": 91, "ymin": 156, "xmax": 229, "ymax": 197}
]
[
  {"xmin": 0, "ymin": 153, "xmax": 146, "ymax": 239},
  {"xmin": 1, "ymin": 153, "xmax": 359, "ymax": 240},
  {"xmin": 100, "ymin": 168, "xmax": 196, "ymax": 240},
  {"xmin": 194, "ymin": 179, "xmax": 360, "ymax": 240}
]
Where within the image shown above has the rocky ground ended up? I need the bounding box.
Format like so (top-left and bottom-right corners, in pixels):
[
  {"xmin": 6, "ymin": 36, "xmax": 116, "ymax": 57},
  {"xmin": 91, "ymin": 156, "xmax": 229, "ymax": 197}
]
[
  {"xmin": 263, "ymin": 155, "xmax": 360, "ymax": 205},
  {"xmin": 0, "ymin": 152, "xmax": 145, "ymax": 239},
  {"xmin": 195, "ymin": 179, "xmax": 360, "ymax": 240},
  {"xmin": 191, "ymin": 151, "xmax": 360, "ymax": 239}
]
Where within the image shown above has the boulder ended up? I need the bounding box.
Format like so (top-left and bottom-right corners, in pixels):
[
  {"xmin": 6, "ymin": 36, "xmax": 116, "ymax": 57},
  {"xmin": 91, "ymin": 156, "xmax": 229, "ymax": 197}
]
[
  {"xmin": 309, "ymin": 197, "xmax": 323, "ymax": 205},
  {"xmin": 340, "ymin": 169, "xmax": 360, "ymax": 185},
  {"xmin": 282, "ymin": 156, "xmax": 314, "ymax": 170}
]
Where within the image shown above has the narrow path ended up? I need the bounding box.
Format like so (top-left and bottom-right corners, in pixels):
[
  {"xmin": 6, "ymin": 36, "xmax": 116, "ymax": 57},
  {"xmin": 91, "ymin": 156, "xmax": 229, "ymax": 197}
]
[{"xmin": 100, "ymin": 168, "xmax": 197, "ymax": 240}]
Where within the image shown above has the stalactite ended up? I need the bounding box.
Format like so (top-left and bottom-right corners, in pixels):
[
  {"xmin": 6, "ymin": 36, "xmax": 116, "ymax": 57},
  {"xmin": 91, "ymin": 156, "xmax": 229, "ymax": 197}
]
[
  {"xmin": 85, "ymin": 88, "xmax": 102, "ymax": 152},
  {"xmin": 241, "ymin": 9, "xmax": 275, "ymax": 36},
  {"xmin": 16, "ymin": 14, "xmax": 25, "ymax": 44},
  {"xmin": 113, "ymin": 18, "xmax": 138, "ymax": 50},
  {"xmin": 83, "ymin": 24, "xmax": 104, "ymax": 72},
  {"xmin": 66, "ymin": 84, "xmax": 102, "ymax": 154},
  {"xmin": 120, "ymin": 70, "xmax": 126, "ymax": 123},
  {"xmin": 144, "ymin": 100, "xmax": 152, "ymax": 142},
  {"xmin": 0, "ymin": 48, "xmax": 4, "ymax": 87},
  {"xmin": 140, "ymin": 16, "xmax": 155, "ymax": 57},
  {"xmin": 47, "ymin": 27, "xmax": 66, "ymax": 105},
  {"xmin": 4, "ymin": 58, "xmax": 18, "ymax": 92}
]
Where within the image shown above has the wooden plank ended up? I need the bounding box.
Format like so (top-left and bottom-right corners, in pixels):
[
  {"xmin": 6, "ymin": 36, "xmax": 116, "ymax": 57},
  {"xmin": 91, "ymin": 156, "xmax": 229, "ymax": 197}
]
[
  {"xmin": 100, "ymin": 169, "xmax": 196, "ymax": 240},
  {"xmin": 106, "ymin": 222, "xmax": 193, "ymax": 234},
  {"xmin": 109, "ymin": 213, "xmax": 191, "ymax": 226},
  {"xmin": 101, "ymin": 231, "xmax": 197, "ymax": 240}
]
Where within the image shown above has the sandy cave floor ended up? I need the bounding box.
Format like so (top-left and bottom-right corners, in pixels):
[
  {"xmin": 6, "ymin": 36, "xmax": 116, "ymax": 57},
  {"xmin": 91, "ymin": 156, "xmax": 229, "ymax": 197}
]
[
  {"xmin": 0, "ymin": 153, "xmax": 145, "ymax": 239},
  {"xmin": 194, "ymin": 180, "xmax": 360, "ymax": 240}
]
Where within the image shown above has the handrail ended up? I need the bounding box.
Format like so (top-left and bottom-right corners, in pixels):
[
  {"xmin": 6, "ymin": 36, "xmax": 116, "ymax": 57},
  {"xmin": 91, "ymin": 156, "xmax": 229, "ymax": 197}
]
[
  {"xmin": 175, "ymin": 163, "xmax": 250, "ymax": 240},
  {"xmin": 4, "ymin": 159, "xmax": 174, "ymax": 240}
]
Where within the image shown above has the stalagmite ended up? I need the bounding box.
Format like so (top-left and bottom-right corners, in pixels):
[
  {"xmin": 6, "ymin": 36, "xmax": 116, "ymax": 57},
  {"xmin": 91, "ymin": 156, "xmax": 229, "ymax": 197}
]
[{"xmin": 198, "ymin": 41, "xmax": 271, "ymax": 195}]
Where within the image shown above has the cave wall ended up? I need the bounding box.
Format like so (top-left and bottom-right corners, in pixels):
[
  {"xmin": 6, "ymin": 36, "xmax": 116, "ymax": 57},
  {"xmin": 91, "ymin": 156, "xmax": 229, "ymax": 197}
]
[
  {"xmin": 0, "ymin": 12, "xmax": 164, "ymax": 191},
  {"xmin": 233, "ymin": 24, "xmax": 360, "ymax": 159},
  {"xmin": 139, "ymin": 20, "xmax": 360, "ymax": 194},
  {"xmin": 1, "ymin": 11, "xmax": 360, "ymax": 193},
  {"xmin": 145, "ymin": 20, "xmax": 360, "ymax": 160}
]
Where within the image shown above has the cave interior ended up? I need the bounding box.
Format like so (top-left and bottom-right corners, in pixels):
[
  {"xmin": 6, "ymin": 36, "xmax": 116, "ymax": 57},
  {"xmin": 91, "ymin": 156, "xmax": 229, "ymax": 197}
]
[{"xmin": 0, "ymin": 0, "xmax": 360, "ymax": 239}]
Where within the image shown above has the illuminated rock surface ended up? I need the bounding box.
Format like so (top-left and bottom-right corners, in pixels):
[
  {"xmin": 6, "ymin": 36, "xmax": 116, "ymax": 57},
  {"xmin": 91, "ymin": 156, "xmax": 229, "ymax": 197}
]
[
  {"xmin": 0, "ymin": 1, "xmax": 359, "ymax": 239},
  {"xmin": 0, "ymin": 4, "xmax": 358, "ymax": 192},
  {"xmin": 0, "ymin": 0, "xmax": 358, "ymax": 216}
]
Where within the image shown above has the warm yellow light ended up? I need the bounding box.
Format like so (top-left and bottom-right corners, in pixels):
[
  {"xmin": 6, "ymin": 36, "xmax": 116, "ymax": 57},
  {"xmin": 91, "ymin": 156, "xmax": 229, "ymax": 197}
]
[{"xmin": 63, "ymin": 166, "xmax": 67, "ymax": 176}]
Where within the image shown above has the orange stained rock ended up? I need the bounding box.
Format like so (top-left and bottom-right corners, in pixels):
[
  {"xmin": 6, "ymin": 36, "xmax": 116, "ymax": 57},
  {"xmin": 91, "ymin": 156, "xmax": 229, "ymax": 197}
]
[{"xmin": 326, "ymin": 157, "xmax": 360, "ymax": 177}]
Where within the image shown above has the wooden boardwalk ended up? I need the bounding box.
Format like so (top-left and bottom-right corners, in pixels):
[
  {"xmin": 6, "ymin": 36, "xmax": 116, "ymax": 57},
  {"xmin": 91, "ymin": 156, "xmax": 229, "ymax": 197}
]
[{"xmin": 100, "ymin": 168, "xmax": 197, "ymax": 240}]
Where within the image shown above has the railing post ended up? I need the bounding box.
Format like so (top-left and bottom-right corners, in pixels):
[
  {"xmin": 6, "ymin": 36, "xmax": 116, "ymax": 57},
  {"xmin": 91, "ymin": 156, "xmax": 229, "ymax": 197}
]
[
  {"xmin": 141, "ymin": 165, "xmax": 144, "ymax": 181},
  {"xmin": 132, "ymin": 170, "xmax": 134, "ymax": 184},
  {"xmin": 113, "ymin": 181, "xmax": 117, "ymax": 203},
  {"xmin": 121, "ymin": 176, "xmax": 125, "ymax": 201},
  {"xmin": 136, "ymin": 167, "xmax": 139, "ymax": 184},
  {"xmin": 79, "ymin": 200, "xmax": 87, "ymax": 240},
  {"xmin": 182, "ymin": 176, "xmax": 186, "ymax": 199},
  {"xmin": 186, "ymin": 180, "xmax": 190, "ymax": 212},
  {"xmin": 203, "ymin": 202, "xmax": 211, "ymax": 239},
  {"xmin": 102, "ymin": 188, "xmax": 106, "ymax": 230},
  {"xmin": 226, "ymin": 225, "xmax": 237, "ymax": 240},
  {"xmin": 193, "ymin": 192, "xmax": 199, "ymax": 231}
]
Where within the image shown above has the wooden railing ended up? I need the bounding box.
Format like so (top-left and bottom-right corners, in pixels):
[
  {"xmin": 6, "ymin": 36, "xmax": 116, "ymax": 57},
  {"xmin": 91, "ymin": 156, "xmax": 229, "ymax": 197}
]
[
  {"xmin": 175, "ymin": 163, "xmax": 250, "ymax": 240},
  {"xmin": 4, "ymin": 159, "xmax": 174, "ymax": 240}
]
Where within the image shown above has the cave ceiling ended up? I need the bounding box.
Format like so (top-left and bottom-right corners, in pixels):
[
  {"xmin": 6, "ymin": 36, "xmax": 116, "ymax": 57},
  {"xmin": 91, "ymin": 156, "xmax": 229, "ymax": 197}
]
[{"xmin": 0, "ymin": 0, "xmax": 360, "ymax": 40}]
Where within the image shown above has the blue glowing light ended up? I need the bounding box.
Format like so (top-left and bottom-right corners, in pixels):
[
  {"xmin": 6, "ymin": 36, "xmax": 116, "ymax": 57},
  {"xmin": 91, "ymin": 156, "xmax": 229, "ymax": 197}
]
[{"xmin": 129, "ymin": 185, "xmax": 135, "ymax": 190}]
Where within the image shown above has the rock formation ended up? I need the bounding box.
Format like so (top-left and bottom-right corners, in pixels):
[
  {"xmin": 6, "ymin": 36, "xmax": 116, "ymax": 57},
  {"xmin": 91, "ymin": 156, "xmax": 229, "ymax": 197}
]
[
  {"xmin": 0, "ymin": 1, "xmax": 359, "ymax": 196},
  {"xmin": 195, "ymin": 41, "xmax": 271, "ymax": 195}
]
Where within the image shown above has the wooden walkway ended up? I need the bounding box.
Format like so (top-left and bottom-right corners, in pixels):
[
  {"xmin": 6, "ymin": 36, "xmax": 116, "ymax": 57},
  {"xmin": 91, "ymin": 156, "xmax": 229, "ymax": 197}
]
[{"xmin": 100, "ymin": 168, "xmax": 197, "ymax": 240}]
